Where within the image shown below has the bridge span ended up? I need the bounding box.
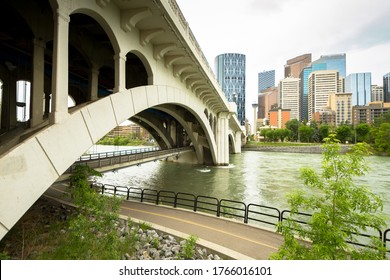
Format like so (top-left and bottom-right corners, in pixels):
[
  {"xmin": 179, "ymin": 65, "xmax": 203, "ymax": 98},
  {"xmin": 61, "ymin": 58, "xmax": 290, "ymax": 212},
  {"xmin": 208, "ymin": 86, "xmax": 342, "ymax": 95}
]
[
  {"xmin": 0, "ymin": 0, "xmax": 244, "ymax": 240},
  {"xmin": 58, "ymin": 146, "xmax": 195, "ymax": 181}
]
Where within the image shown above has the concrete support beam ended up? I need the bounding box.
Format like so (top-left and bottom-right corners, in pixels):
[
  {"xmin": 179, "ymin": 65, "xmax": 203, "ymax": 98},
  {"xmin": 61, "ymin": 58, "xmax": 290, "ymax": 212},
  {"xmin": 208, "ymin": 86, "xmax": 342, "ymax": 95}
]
[
  {"xmin": 50, "ymin": 9, "xmax": 70, "ymax": 124},
  {"xmin": 31, "ymin": 39, "xmax": 45, "ymax": 128},
  {"xmin": 153, "ymin": 43, "xmax": 176, "ymax": 60},
  {"xmin": 89, "ymin": 65, "xmax": 99, "ymax": 101},
  {"xmin": 173, "ymin": 64, "xmax": 192, "ymax": 78},
  {"xmin": 216, "ymin": 112, "xmax": 230, "ymax": 166},
  {"xmin": 164, "ymin": 55, "xmax": 184, "ymax": 68},
  {"xmin": 121, "ymin": 8, "xmax": 152, "ymax": 32},
  {"xmin": 114, "ymin": 53, "xmax": 126, "ymax": 93},
  {"xmin": 96, "ymin": 0, "xmax": 110, "ymax": 8},
  {"xmin": 140, "ymin": 29, "xmax": 165, "ymax": 46}
]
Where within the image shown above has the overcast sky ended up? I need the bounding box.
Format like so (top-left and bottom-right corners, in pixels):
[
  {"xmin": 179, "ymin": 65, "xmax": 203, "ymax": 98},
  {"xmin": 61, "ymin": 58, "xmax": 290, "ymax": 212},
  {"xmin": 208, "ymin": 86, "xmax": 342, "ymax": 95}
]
[{"xmin": 176, "ymin": 0, "xmax": 390, "ymax": 115}]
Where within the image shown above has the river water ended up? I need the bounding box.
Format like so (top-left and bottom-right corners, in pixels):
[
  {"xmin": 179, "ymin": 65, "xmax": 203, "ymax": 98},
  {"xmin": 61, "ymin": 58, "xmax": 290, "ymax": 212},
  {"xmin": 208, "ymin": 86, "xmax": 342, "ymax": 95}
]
[{"xmin": 88, "ymin": 145, "xmax": 390, "ymax": 218}]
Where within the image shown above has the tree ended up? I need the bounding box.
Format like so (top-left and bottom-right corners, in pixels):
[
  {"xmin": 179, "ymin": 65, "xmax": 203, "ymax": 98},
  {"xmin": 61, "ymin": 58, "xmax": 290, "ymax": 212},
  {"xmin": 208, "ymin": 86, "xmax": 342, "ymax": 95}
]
[
  {"xmin": 271, "ymin": 135, "xmax": 387, "ymax": 260},
  {"xmin": 266, "ymin": 129, "xmax": 277, "ymax": 142},
  {"xmin": 355, "ymin": 123, "xmax": 371, "ymax": 143},
  {"xmin": 319, "ymin": 125, "xmax": 330, "ymax": 142},
  {"xmin": 298, "ymin": 126, "xmax": 314, "ymax": 143},
  {"xmin": 260, "ymin": 128, "xmax": 270, "ymax": 142},
  {"xmin": 373, "ymin": 112, "xmax": 390, "ymax": 128},
  {"xmin": 280, "ymin": 128, "xmax": 291, "ymax": 142},
  {"xmin": 336, "ymin": 125, "xmax": 352, "ymax": 143},
  {"xmin": 286, "ymin": 119, "xmax": 299, "ymax": 141},
  {"xmin": 373, "ymin": 123, "xmax": 390, "ymax": 155}
]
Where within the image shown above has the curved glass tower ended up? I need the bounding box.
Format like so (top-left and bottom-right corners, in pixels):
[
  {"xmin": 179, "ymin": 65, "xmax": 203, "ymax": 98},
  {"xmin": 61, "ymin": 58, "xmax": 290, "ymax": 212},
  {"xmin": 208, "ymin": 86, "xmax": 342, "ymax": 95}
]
[{"xmin": 215, "ymin": 53, "xmax": 246, "ymax": 125}]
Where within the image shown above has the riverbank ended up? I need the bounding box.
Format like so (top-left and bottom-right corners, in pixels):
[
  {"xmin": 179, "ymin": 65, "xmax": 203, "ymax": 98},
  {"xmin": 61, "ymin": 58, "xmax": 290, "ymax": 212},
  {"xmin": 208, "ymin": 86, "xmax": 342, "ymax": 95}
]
[
  {"xmin": 0, "ymin": 197, "xmax": 223, "ymax": 260},
  {"xmin": 243, "ymin": 143, "xmax": 351, "ymax": 154}
]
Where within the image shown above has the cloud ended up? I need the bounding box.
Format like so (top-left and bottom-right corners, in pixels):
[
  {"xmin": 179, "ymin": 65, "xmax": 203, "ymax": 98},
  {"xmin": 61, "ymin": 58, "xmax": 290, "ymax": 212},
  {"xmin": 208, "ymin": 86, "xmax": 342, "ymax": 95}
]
[{"xmin": 339, "ymin": 14, "xmax": 390, "ymax": 51}]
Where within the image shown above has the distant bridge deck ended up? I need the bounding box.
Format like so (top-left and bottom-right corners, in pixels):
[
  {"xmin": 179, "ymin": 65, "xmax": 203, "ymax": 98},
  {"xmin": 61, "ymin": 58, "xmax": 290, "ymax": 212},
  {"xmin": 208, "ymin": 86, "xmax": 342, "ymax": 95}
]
[{"xmin": 64, "ymin": 146, "xmax": 194, "ymax": 174}]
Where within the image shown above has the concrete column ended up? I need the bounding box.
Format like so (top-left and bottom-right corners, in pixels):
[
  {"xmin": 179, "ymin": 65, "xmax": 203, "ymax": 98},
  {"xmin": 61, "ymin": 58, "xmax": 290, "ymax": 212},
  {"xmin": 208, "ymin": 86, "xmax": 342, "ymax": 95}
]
[
  {"xmin": 31, "ymin": 39, "xmax": 45, "ymax": 127},
  {"xmin": 234, "ymin": 131, "xmax": 242, "ymax": 153},
  {"xmin": 89, "ymin": 65, "xmax": 99, "ymax": 101},
  {"xmin": 50, "ymin": 9, "xmax": 70, "ymax": 124},
  {"xmin": 114, "ymin": 53, "xmax": 126, "ymax": 93},
  {"xmin": 216, "ymin": 112, "xmax": 230, "ymax": 165},
  {"xmin": 170, "ymin": 121, "xmax": 177, "ymax": 147},
  {"xmin": 8, "ymin": 75, "xmax": 17, "ymax": 129}
]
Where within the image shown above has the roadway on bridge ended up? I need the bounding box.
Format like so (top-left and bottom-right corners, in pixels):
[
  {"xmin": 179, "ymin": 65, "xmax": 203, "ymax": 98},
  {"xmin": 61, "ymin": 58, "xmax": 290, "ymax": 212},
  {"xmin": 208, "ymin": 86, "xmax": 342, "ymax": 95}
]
[{"xmin": 44, "ymin": 183, "xmax": 284, "ymax": 260}]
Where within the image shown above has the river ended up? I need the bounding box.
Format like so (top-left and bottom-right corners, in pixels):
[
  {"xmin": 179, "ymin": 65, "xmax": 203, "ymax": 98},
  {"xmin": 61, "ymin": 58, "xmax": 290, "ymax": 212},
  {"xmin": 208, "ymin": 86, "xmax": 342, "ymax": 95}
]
[{"xmin": 88, "ymin": 145, "xmax": 390, "ymax": 217}]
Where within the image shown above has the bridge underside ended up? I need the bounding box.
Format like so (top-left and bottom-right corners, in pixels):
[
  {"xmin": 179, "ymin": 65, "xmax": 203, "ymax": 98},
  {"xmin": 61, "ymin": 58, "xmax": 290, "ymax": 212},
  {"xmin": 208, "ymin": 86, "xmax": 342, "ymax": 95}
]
[{"xmin": 0, "ymin": 0, "xmax": 243, "ymax": 241}]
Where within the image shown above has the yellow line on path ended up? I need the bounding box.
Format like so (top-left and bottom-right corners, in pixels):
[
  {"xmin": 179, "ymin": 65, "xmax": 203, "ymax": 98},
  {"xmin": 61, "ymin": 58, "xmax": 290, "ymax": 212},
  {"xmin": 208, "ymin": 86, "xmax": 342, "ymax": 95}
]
[
  {"xmin": 121, "ymin": 205, "xmax": 278, "ymax": 250},
  {"xmin": 48, "ymin": 185, "xmax": 278, "ymax": 250}
]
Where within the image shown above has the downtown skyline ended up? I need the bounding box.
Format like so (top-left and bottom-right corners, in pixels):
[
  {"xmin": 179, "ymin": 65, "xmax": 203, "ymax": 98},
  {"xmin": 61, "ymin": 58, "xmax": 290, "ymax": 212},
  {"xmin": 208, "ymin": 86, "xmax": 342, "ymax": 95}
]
[{"xmin": 176, "ymin": 0, "xmax": 390, "ymax": 122}]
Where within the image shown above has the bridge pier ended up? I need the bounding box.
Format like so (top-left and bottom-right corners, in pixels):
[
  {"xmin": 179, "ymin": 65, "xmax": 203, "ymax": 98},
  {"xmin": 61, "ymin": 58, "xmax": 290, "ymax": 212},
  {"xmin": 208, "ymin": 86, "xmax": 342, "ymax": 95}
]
[
  {"xmin": 50, "ymin": 8, "xmax": 70, "ymax": 125},
  {"xmin": 216, "ymin": 112, "xmax": 230, "ymax": 166}
]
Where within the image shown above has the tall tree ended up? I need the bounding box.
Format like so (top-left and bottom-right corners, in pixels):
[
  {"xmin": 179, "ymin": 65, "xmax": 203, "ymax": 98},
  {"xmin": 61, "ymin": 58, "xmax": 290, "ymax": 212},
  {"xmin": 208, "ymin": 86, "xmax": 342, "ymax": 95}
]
[
  {"xmin": 286, "ymin": 119, "xmax": 299, "ymax": 141},
  {"xmin": 271, "ymin": 135, "xmax": 387, "ymax": 260}
]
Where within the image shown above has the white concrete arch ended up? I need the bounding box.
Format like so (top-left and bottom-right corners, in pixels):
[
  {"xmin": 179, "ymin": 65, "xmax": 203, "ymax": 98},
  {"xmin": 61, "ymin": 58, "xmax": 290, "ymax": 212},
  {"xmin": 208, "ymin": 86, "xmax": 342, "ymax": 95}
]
[{"xmin": 0, "ymin": 85, "xmax": 220, "ymax": 240}]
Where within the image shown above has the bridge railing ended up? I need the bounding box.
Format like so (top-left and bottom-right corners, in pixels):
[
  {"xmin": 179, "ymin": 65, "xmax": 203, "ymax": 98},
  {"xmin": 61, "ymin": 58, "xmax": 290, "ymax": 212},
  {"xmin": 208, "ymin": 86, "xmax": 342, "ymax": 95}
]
[
  {"xmin": 66, "ymin": 147, "xmax": 193, "ymax": 173},
  {"xmin": 92, "ymin": 182, "xmax": 390, "ymax": 254},
  {"xmin": 77, "ymin": 147, "xmax": 160, "ymax": 161}
]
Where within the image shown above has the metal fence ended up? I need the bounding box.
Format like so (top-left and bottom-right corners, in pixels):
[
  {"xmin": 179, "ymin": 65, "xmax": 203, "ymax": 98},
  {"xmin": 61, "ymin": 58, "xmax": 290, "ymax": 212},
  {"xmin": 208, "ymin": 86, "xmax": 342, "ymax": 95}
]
[
  {"xmin": 66, "ymin": 147, "xmax": 193, "ymax": 173},
  {"xmin": 92, "ymin": 182, "xmax": 390, "ymax": 253}
]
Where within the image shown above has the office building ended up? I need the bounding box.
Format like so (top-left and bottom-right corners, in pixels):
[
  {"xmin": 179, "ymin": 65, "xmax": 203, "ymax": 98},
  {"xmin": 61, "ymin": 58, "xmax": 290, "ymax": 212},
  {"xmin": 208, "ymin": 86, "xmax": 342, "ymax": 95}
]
[
  {"xmin": 258, "ymin": 87, "xmax": 278, "ymax": 120},
  {"xmin": 258, "ymin": 70, "xmax": 275, "ymax": 93},
  {"xmin": 279, "ymin": 77, "xmax": 300, "ymax": 120},
  {"xmin": 312, "ymin": 53, "xmax": 346, "ymax": 78},
  {"xmin": 215, "ymin": 53, "xmax": 246, "ymax": 125},
  {"xmin": 269, "ymin": 108, "xmax": 291, "ymax": 128},
  {"xmin": 284, "ymin": 53, "xmax": 311, "ymax": 78},
  {"xmin": 345, "ymin": 73, "xmax": 372, "ymax": 106},
  {"xmin": 371, "ymin": 85, "xmax": 384, "ymax": 102},
  {"xmin": 384, "ymin": 72, "xmax": 390, "ymax": 102},
  {"xmin": 353, "ymin": 102, "xmax": 390, "ymax": 125},
  {"xmin": 328, "ymin": 92, "xmax": 353, "ymax": 126},
  {"xmin": 308, "ymin": 70, "xmax": 341, "ymax": 121}
]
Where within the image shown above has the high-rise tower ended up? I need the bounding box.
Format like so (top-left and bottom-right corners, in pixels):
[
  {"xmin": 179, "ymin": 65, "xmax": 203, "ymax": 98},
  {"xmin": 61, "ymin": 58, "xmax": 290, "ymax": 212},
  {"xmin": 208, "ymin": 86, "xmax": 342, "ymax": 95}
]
[
  {"xmin": 258, "ymin": 70, "xmax": 275, "ymax": 93},
  {"xmin": 345, "ymin": 73, "xmax": 372, "ymax": 106},
  {"xmin": 312, "ymin": 53, "xmax": 346, "ymax": 78},
  {"xmin": 308, "ymin": 70, "xmax": 341, "ymax": 121},
  {"xmin": 215, "ymin": 53, "xmax": 246, "ymax": 125},
  {"xmin": 284, "ymin": 54, "xmax": 311, "ymax": 78},
  {"xmin": 384, "ymin": 72, "xmax": 390, "ymax": 102},
  {"xmin": 279, "ymin": 77, "xmax": 300, "ymax": 120}
]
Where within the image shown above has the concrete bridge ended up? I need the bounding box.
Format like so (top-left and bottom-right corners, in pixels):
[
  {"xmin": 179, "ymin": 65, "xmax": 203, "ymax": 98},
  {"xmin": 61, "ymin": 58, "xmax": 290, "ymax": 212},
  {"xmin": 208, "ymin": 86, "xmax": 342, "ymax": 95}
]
[{"xmin": 0, "ymin": 0, "xmax": 243, "ymax": 240}]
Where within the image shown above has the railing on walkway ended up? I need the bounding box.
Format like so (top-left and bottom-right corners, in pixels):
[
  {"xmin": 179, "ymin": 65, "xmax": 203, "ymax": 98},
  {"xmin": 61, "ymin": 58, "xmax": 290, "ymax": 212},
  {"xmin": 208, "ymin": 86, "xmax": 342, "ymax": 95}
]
[
  {"xmin": 92, "ymin": 182, "xmax": 390, "ymax": 254},
  {"xmin": 77, "ymin": 147, "xmax": 160, "ymax": 161},
  {"xmin": 66, "ymin": 147, "xmax": 193, "ymax": 173}
]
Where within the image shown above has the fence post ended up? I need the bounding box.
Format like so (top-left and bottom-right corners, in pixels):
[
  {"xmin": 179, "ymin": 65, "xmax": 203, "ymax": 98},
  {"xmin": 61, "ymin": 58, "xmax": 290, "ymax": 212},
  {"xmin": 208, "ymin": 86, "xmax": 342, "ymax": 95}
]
[{"xmin": 216, "ymin": 200, "xmax": 221, "ymax": 217}]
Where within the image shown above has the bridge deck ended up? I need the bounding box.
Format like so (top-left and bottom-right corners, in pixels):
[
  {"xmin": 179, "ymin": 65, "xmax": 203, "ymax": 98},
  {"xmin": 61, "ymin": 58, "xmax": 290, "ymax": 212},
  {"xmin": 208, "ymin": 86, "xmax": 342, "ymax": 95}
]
[{"xmin": 44, "ymin": 183, "xmax": 284, "ymax": 260}]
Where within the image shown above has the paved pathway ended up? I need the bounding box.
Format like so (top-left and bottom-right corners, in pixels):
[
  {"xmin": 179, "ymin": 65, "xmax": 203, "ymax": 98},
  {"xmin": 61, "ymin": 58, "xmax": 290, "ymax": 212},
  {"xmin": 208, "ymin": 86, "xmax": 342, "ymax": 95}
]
[{"xmin": 44, "ymin": 183, "xmax": 284, "ymax": 260}]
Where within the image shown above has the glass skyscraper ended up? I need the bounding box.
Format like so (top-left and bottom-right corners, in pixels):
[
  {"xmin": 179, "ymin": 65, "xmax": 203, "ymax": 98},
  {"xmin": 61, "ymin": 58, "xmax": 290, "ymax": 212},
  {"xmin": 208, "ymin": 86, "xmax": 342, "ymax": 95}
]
[
  {"xmin": 215, "ymin": 53, "xmax": 246, "ymax": 125},
  {"xmin": 345, "ymin": 73, "xmax": 372, "ymax": 106},
  {"xmin": 384, "ymin": 72, "xmax": 390, "ymax": 102},
  {"xmin": 312, "ymin": 54, "xmax": 346, "ymax": 78},
  {"xmin": 258, "ymin": 70, "xmax": 275, "ymax": 93}
]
